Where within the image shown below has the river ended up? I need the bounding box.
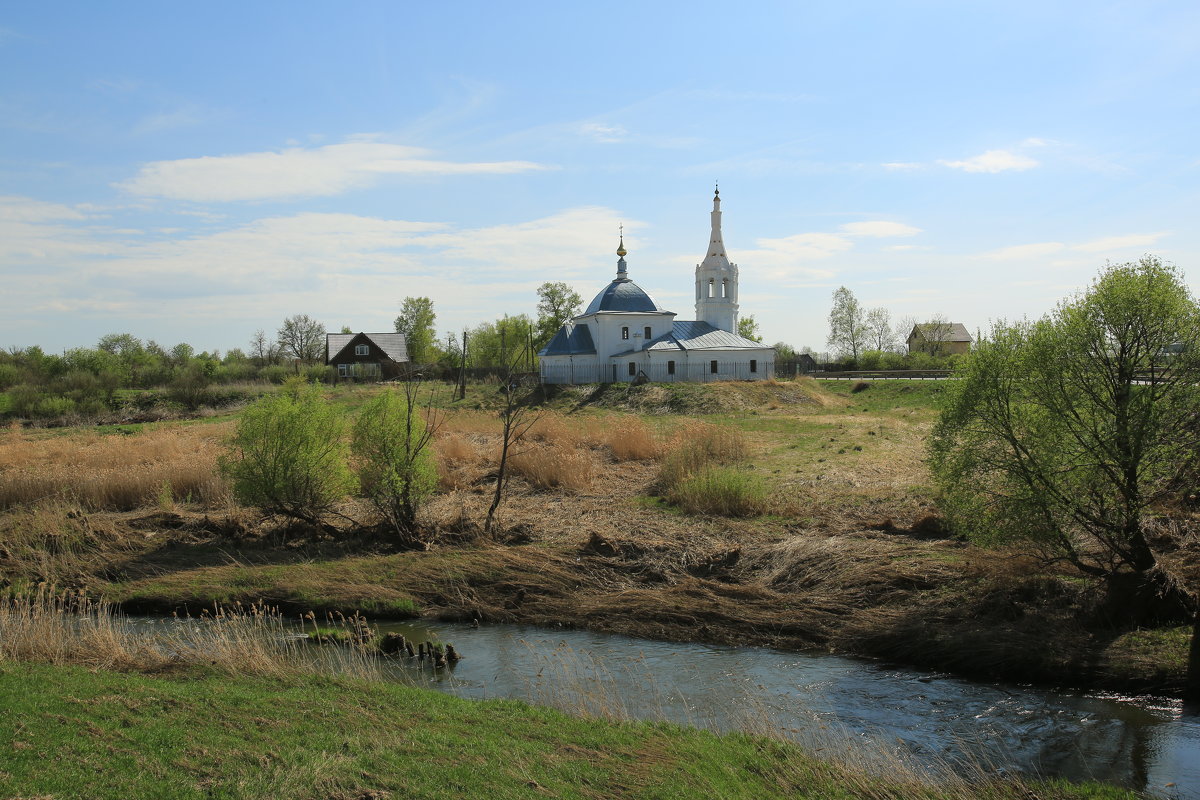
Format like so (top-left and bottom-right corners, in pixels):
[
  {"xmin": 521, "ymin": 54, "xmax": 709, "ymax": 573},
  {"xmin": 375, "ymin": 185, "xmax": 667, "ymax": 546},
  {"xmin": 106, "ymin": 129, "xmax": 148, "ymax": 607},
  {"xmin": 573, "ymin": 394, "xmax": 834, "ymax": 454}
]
[{"xmin": 133, "ymin": 615, "xmax": 1200, "ymax": 797}]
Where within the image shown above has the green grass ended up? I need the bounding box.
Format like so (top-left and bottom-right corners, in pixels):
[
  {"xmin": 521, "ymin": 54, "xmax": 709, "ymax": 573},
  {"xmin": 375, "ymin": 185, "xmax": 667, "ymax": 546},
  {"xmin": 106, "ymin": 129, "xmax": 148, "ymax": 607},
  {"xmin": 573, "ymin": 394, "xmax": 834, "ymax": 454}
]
[
  {"xmin": 818, "ymin": 378, "xmax": 947, "ymax": 413},
  {"xmin": 0, "ymin": 662, "xmax": 1136, "ymax": 800}
]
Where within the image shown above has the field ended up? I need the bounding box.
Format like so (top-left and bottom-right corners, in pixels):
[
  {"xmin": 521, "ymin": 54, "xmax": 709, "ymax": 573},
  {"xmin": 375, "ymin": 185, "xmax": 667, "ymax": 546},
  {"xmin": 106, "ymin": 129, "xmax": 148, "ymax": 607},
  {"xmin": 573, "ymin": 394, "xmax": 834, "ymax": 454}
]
[{"xmin": 1, "ymin": 377, "xmax": 1190, "ymax": 696}]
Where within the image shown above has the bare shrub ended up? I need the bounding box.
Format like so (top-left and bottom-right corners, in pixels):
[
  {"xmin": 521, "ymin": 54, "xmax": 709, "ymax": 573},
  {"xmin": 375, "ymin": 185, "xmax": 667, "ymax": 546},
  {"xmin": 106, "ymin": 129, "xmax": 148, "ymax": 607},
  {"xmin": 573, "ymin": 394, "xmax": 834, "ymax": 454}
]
[
  {"xmin": 509, "ymin": 443, "xmax": 595, "ymax": 491},
  {"xmin": 0, "ymin": 424, "xmax": 231, "ymax": 511}
]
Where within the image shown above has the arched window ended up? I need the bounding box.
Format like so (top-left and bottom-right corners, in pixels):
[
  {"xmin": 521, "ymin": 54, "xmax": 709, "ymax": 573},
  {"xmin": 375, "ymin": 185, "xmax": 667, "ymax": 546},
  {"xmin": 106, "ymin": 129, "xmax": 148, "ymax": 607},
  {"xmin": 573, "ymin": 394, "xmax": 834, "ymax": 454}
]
[
  {"xmin": 621, "ymin": 326, "xmax": 629, "ymax": 340},
  {"xmin": 707, "ymin": 279, "xmax": 714, "ymax": 298},
  {"xmin": 722, "ymin": 279, "xmax": 728, "ymax": 298}
]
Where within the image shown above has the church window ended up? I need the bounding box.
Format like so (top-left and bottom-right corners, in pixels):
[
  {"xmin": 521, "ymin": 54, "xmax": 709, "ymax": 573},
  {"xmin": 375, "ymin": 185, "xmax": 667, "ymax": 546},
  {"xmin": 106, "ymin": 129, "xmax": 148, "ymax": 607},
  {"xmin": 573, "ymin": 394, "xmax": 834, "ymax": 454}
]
[
  {"xmin": 667, "ymin": 360, "xmax": 675, "ymax": 375},
  {"xmin": 355, "ymin": 344, "xmax": 369, "ymax": 355},
  {"xmin": 644, "ymin": 326, "xmax": 652, "ymax": 339},
  {"xmin": 628, "ymin": 362, "xmax": 636, "ymax": 376},
  {"xmin": 722, "ymin": 279, "xmax": 728, "ymax": 298},
  {"xmin": 750, "ymin": 359, "xmax": 757, "ymax": 373},
  {"xmin": 710, "ymin": 360, "xmax": 718, "ymax": 374},
  {"xmin": 707, "ymin": 279, "xmax": 714, "ymax": 298},
  {"xmin": 622, "ymin": 326, "xmax": 629, "ymax": 340}
]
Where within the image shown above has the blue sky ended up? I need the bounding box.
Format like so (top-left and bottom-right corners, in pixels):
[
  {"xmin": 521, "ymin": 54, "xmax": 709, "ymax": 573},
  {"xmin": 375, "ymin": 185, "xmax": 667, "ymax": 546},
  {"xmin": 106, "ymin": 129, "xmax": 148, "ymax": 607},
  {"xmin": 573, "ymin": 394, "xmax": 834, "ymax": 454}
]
[{"xmin": 3, "ymin": 1, "xmax": 1198, "ymax": 355}]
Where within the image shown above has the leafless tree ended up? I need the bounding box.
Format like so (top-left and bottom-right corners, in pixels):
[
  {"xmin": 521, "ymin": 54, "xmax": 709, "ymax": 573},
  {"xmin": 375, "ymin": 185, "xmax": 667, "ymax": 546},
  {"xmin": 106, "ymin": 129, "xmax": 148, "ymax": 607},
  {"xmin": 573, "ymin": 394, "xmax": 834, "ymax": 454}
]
[
  {"xmin": 276, "ymin": 314, "xmax": 326, "ymax": 363},
  {"xmin": 864, "ymin": 307, "xmax": 897, "ymax": 352},
  {"xmin": 484, "ymin": 366, "xmax": 543, "ymax": 536}
]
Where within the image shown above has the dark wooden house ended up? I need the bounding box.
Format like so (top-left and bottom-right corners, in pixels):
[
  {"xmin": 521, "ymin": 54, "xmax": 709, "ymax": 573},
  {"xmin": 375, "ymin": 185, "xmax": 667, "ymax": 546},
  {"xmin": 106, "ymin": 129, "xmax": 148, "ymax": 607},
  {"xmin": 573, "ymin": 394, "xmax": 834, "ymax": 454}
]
[{"xmin": 325, "ymin": 332, "xmax": 409, "ymax": 381}]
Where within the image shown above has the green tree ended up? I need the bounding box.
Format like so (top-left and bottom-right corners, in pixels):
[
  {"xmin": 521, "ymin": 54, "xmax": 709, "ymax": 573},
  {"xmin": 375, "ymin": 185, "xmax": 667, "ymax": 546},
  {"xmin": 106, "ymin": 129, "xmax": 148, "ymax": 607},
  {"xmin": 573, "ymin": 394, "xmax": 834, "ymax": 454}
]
[
  {"xmin": 221, "ymin": 383, "xmax": 355, "ymax": 526},
  {"xmin": 467, "ymin": 314, "xmax": 536, "ymax": 369},
  {"xmin": 535, "ymin": 282, "xmax": 583, "ymax": 347},
  {"xmin": 827, "ymin": 287, "xmax": 867, "ymax": 362},
  {"xmin": 351, "ymin": 386, "xmax": 440, "ymax": 543},
  {"xmin": 864, "ymin": 307, "xmax": 897, "ymax": 352},
  {"xmin": 394, "ymin": 297, "xmax": 438, "ymax": 365},
  {"xmin": 930, "ymin": 257, "xmax": 1200, "ymax": 610},
  {"xmin": 737, "ymin": 315, "xmax": 763, "ymax": 342}
]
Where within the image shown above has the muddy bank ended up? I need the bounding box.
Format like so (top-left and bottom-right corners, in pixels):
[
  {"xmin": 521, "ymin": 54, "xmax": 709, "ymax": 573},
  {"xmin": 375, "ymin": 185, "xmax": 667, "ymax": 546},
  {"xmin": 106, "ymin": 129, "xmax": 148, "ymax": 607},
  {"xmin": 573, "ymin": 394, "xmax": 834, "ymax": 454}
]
[{"xmin": 84, "ymin": 510, "xmax": 1193, "ymax": 699}]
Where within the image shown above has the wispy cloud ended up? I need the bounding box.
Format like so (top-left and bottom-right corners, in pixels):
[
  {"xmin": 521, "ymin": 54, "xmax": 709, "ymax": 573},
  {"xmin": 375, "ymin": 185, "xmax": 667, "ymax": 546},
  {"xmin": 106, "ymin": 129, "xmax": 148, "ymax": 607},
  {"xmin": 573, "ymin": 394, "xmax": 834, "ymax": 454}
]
[
  {"xmin": 939, "ymin": 149, "xmax": 1039, "ymax": 173},
  {"xmin": 839, "ymin": 220, "xmax": 922, "ymax": 238},
  {"xmin": 118, "ymin": 138, "xmax": 550, "ymax": 202},
  {"xmin": 576, "ymin": 122, "xmax": 628, "ymax": 143},
  {"xmin": 979, "ymin": 231, "xmax": 1168, "ymax": 260},
  {"xmin": 1072, "ymin": 232, "xmax": 1167, "ymax": 253}
]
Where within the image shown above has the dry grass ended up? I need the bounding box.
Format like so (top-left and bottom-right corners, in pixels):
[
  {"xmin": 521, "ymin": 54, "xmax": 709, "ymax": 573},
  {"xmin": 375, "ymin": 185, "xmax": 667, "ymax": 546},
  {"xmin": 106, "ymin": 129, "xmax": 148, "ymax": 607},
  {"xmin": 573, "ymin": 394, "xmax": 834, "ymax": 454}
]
[
  {"xmin": 0, "ymin": 586, "xmax": 386, "ymax": 681},
  {"xmin": 0, "ymin": 424, "xmax": 231, "ymax": 511},
  {"xmin": 508, "ymin": 442, "xmax": 596, "ymax": 491},
  {"xmin": 606, "ymin": 416, "xmax": 660, "ymax": 461}
]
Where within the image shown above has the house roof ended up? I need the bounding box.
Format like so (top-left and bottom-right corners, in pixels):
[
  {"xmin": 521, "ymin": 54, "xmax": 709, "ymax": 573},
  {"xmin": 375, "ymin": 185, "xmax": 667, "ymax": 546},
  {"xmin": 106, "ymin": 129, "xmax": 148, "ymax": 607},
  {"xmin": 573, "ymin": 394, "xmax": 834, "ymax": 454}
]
[
  {"xmin": 326, "ymin": 332, "xmax": 409, "ymax": 363},
  {"xmin": 909, "ymin": 323, "xmax": 972, "ymax": 342},
  {"xmin": 538, "ymin": 322, "xmax": 596, "ymax": 356},
  {"xmin": 583, "ymin": 278, "xmax": 667, "ymax": 314},
  {"xmin": 612, "ymin": 320, "xmax": 773, "ymax": 355}
]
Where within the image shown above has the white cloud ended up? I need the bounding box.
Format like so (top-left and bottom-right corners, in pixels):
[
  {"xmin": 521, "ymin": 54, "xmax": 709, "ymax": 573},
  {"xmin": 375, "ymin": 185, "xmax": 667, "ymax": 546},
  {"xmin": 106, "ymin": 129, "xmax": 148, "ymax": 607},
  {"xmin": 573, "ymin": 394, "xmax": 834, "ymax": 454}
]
[
  {"xmin": 118, "ymin": 139, "xmax": 549, "ymax": 202},
  {"xmin": 0, "ymin": 195, "xmax": 88, "ymax": 223},
  {"xmin": 979, "ymin": 242, "xmax": 1066, "ymax": 260},
  {"xmin": 1072, "ymin": 232, "xmax": 1167, "ymax": 253},
  {"xmin": 839, "ymin": 221, "xmax": 922, "ymax": 238},
  {"xmin": 939, "ymin": 150, "xmax": 1039, "ymax": 173},
  {"xmin": 577, "ymin": 122, "xmax": 628, "ymax": 143}
]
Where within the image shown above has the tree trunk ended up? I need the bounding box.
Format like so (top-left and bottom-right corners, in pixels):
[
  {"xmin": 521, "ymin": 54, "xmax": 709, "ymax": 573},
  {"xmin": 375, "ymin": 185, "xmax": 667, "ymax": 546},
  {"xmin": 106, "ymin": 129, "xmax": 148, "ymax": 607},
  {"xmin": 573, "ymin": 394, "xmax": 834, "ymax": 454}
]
[{"xmin": 1186, "ymin": 607, "xmax": 1200, "ymax": 703}]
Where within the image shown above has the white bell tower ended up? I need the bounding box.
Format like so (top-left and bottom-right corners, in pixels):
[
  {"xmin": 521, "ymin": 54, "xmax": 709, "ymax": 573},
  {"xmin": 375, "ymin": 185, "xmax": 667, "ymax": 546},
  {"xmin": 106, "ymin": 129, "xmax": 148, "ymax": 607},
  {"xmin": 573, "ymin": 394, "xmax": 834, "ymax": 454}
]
[{"xmin": 694, "ymin": 186, "xmax": 739, "ymax": 333}]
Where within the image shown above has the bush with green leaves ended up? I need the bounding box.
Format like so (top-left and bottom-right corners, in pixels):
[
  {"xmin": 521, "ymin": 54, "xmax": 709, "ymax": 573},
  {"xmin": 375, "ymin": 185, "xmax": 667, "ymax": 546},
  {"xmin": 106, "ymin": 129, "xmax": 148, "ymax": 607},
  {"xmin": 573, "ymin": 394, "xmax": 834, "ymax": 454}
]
[
  {"xmin": 352, "ymin": 390, "xmax": 438, "ymax": 540},
  {"xmin": 221, "ymin": 383, "xmax": 355, "ymax": 525}
]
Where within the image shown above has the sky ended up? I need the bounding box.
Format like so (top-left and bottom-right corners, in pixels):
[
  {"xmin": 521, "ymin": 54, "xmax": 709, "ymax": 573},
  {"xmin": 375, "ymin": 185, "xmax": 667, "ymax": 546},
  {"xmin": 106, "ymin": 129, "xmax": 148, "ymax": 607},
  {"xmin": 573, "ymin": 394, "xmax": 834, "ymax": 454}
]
[{"xmin": 2, "ymin": 1, "xmax": 1199, "ymax": 355}]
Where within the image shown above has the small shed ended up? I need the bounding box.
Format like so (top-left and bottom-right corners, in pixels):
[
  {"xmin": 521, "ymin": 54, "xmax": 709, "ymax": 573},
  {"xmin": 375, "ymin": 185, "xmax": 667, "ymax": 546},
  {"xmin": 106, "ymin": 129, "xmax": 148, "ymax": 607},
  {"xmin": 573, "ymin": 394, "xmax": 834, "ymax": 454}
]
[
  {"xmin": 325, "ymin": 332, "xmax": 408, "ymax": 381},
  {"xmin": 906, "ymin": 323, "xmax": 972, "ymax": 357}
]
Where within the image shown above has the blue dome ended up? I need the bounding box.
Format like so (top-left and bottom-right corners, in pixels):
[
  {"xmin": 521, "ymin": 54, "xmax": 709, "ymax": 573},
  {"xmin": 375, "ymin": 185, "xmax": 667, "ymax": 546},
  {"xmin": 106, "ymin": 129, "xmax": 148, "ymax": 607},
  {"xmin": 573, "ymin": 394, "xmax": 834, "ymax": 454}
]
[{"xmin": 584, "ymin": 278, "xmax": 664, "ymax": 314}]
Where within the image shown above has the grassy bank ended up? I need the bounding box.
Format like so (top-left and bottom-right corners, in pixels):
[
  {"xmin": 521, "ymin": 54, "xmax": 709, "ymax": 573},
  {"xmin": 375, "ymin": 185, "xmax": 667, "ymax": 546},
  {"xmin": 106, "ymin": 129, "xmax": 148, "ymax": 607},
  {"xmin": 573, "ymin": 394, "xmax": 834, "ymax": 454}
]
[
  {"xmin": 1, "ymin": 378, "xmax": 1196, "ymax": 697},
  {"xmin": 0, "ymin": 662, "xmax": 1136, "ymax": 800}
]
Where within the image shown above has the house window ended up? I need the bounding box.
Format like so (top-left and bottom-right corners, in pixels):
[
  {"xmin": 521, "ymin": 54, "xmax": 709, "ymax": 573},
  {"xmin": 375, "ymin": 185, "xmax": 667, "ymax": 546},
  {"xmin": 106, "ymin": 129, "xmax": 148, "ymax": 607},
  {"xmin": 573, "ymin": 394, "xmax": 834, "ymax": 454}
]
[
  {"xmin": 354, "ymin": 344, "xmax": 369, "ymax": 356},
  {"xmin": 628, "ymin": 362, "xmax": 636, "ymax": 376},
  {"xmin": 710, "ymin": 360, "xmax": 718, "ymax": 374},
  {"xmin": 622, "ymin": 326, "xmax": 629, "ymax": 340},
  {"xmin": 750, "ymin": 359, "xmax": 757, "ymax": 373},
  {"xmin": 644, "ymin": 326, "xmax": 652, "ymax": 340},
  {"xmin": 338, "ymin": 364, "xmax": 349, "ymax": 377},
  {"xmin": 667, "ymin": 360, "xmax": 675, "ymax": 375}
]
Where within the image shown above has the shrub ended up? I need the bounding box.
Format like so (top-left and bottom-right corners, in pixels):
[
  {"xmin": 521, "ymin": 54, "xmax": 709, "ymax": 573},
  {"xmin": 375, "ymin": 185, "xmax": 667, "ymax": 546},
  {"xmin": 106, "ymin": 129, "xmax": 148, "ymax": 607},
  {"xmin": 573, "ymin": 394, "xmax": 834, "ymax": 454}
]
[
  {"xmin": 666, "ymin": 466, "xmax": 768, "ymax": 517},
  {"xmin": 351, "ymin": 391, "xmax": 438, "ymax": 538},
  {"xmin": 221, "ymin": 385, "xmax": 355, "ymax": 525},
  {"xmin": 258, "ymin": 365, "xmax": 292, "ymax": 384}
]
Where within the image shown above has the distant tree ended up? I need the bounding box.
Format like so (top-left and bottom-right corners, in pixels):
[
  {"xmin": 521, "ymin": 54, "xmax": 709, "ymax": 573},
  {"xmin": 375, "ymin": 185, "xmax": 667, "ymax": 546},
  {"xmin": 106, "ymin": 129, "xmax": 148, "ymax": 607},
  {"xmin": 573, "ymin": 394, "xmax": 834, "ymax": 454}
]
[
  {"xmin": 535, "ymin": 282, "xmax": 584, "ymax": 347},
  {"xmin": 468, "ymin": 314, "xmax": 537, "ymax": 369},
  {"xmin": 827, "ymin": 287, "xmax": 867, "ymax": 362},
  {"xmin": 340, "ymin": 326, "xmax": 353, "ymax": 334},
  {"xmin": 894, "ymin": 315, "xmax": 918, "ymax": 353},
  {"xmin": 772, "ymin": 341, "xmax": 798, "ymax": 361},
  {"xmin": 394, "ymin": 297, "xmax": 437, "ymax": 365},
  {"xmin": 864, "ymin": 307, "xmax": 897, "ymax": 352},
  {"xmin": 737, "ymin": 315, "xmax": 763, "ymax": 342},
  {"xmin": 276, "ymin": 314, "xmax": 326, "ymax": 363},
  {"xmin": 249, "ymin": 329, "xmax": 278, "ymax": 367},
  {"xmin": 97, "ymin": 333, "xmax": 143, "ymax": 359}
]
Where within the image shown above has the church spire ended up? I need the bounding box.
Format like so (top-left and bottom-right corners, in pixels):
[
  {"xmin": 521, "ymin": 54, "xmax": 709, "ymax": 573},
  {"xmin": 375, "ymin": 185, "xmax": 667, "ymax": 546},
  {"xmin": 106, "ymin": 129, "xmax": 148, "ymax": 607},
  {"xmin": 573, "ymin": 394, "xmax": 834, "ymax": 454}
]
[
  {"xmin": 700, "ymin": 184, "xmax": 729, "ymax": 269},
  {"xmin": 615, "ymin": 225, "xmax": 628, "ymax": 280}
]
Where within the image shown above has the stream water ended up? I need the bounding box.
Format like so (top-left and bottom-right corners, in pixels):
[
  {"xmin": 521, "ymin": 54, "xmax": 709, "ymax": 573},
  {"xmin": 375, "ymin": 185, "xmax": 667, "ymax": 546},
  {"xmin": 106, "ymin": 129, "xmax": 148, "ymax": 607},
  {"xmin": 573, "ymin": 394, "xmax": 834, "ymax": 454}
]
[{"xmin": 133, "ymin": 616, "xmax": 1200, "ymax": 797}]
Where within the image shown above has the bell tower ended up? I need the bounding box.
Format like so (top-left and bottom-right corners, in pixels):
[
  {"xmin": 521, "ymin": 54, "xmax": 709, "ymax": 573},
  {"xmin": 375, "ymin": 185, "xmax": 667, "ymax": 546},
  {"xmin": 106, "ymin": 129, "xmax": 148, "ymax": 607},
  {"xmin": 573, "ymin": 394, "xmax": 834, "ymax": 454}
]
[{"xmin": 694, "ymin": 186, "xmax": 739, "ymax": 333}]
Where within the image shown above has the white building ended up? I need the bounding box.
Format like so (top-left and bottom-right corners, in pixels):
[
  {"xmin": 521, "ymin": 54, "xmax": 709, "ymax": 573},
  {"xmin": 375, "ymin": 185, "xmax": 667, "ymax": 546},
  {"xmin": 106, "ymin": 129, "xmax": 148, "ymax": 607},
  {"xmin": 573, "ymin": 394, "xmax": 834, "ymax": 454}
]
[{"xmin": 539, "ymin": 190, "xmax": 775, "ymax": 384}]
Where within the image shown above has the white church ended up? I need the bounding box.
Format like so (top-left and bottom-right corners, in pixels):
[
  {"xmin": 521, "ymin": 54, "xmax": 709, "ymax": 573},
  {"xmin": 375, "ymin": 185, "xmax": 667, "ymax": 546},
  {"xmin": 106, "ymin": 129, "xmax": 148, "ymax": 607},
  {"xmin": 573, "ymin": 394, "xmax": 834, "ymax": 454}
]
[{"xmin": 539, "ymin": 190, "xmax": 775, "ymax": 385}]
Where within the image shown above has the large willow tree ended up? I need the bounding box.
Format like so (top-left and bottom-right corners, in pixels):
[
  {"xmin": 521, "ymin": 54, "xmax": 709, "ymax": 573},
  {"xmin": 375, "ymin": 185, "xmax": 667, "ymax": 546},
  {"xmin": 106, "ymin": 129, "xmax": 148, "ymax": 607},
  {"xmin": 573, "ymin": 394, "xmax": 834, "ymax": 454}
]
[{"xmin": 930, "ymin": 257, "xmax": 1200, "ymax": 584}]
